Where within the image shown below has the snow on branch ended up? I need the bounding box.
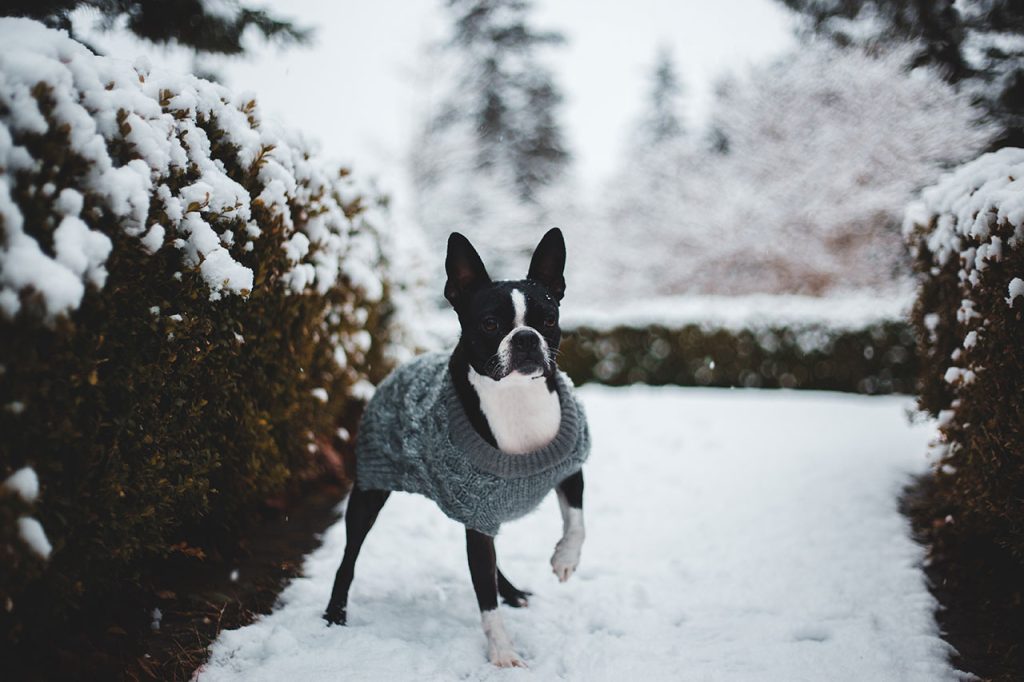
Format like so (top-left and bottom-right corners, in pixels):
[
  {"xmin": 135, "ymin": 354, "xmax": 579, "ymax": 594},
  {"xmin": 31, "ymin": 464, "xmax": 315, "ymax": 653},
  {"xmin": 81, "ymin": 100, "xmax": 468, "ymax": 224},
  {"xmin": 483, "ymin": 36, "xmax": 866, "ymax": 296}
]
[
  {"xmin": 905, "ymin": 146, "xmax": 1024, "ymax": 396},
  {"xmin": 0, "ymin": 17, "xmax": 384, "ymax": 320},
  {"xmin": 904, "ymin": 147, "xmax": 1024, "ymax": 280}
]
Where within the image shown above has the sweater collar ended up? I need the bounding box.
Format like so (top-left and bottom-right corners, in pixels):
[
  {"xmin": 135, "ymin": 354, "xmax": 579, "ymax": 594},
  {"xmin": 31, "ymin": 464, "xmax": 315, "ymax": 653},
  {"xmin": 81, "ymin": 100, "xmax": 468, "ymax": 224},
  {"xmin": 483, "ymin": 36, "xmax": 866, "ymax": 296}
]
[{"xmin": 444, "ymin": 368, "xmax": 582, "ymax": 479}]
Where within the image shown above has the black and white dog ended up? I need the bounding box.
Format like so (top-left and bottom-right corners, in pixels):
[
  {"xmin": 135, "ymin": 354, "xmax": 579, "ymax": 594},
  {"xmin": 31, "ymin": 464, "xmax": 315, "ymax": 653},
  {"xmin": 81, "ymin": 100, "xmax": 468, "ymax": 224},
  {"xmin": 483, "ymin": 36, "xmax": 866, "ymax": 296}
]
[{"xmin": 323, "ymin": 228, "xmax": 586, "ymax": 668}]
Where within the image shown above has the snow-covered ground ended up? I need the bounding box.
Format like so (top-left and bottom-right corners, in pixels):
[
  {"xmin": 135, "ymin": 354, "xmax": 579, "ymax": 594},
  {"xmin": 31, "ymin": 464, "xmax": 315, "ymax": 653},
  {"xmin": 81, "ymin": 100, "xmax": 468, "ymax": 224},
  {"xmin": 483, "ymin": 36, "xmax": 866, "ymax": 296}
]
[{"xmin": 199, "ymin": 386, "xmax": 951, "ymax": 681}]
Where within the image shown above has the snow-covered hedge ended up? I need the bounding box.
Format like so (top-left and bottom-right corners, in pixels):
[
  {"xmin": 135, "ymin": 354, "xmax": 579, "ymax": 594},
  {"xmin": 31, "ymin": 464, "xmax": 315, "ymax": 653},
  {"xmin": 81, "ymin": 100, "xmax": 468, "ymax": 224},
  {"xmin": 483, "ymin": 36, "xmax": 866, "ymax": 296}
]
[
  {"xmin": 904, "ymin": 147, "xmax": 1024, "ymax": 561},
  {"xmin": 0, "ymin": 18, "xmax": 399, "ymax": 640},
  {"xmin": 419, "ymin": 294, "xmax": 916, "ymax": 393},
  {"xmin": 554, "ymin": 295, "xmax": 916, "ymax": 393}
]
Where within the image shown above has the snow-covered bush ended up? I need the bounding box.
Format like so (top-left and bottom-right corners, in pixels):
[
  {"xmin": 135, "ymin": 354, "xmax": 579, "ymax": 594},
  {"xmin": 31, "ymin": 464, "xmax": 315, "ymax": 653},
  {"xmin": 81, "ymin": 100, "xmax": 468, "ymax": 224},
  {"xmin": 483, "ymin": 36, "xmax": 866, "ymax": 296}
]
[
  {"xmin": 582, "ymin": 44, "xmax": 992, "ymax": 301},
  {"xmin": 904, "ymin": 147, "xmax": 1024, "ymax": 561},
  {"xmin": 0, "ymin": 18, "xmax": 400, "ymax": 639}
]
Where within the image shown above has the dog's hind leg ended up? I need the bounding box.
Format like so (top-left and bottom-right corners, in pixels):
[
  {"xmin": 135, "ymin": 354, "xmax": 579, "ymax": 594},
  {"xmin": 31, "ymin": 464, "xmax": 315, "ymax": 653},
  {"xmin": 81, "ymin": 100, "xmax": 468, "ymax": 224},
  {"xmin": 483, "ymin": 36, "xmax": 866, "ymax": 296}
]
[
  {"xmin": 324, "ymin": 487, "xmax": 390, "ymax": 625},
  {"xmin": 497, "ymin": 567, "xmax": 531, "ymax": 607},
  {"xmin": 467, "ymin": 528, "xmax": 525, "ymax": 667}
]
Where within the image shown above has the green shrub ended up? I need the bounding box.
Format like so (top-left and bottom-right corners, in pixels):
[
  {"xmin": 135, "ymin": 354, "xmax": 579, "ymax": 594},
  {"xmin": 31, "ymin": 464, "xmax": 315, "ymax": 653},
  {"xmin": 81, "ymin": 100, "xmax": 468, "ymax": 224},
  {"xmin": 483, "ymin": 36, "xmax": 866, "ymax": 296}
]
[
  {"xmin": 559, "ymin": 320, "xmax": 916, "ymax": 394},
  {"xmin": 905, "ymin": 147, "xmax": 1024, "ymax": 562},
  {"xmin": 0, "ymin": 19, "xmax": 398, "ymax": 643}
]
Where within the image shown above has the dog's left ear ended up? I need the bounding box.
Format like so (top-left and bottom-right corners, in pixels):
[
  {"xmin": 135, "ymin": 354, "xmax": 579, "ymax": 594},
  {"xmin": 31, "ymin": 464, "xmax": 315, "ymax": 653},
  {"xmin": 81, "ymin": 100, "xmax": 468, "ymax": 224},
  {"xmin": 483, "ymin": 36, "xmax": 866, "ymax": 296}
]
[{"xmin": 527, "ymin": 227, "xmax": 566, "ymax": 301}]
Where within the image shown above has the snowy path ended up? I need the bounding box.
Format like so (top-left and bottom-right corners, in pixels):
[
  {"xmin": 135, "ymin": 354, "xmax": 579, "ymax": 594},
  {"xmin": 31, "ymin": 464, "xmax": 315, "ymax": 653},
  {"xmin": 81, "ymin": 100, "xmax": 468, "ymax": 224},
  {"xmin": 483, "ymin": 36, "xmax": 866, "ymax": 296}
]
[{"xmin": 199, "ymin": 386, "xmax": 952, "ymax": 681}]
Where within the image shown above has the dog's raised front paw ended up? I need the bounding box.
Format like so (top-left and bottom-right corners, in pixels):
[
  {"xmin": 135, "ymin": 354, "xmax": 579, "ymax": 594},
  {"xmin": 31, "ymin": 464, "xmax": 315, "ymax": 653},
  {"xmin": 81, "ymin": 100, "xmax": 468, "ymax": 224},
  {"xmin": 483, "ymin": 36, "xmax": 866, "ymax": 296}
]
[{"xmin": 550, "ymin": 532, "xmax": 583, "ymax": 583}]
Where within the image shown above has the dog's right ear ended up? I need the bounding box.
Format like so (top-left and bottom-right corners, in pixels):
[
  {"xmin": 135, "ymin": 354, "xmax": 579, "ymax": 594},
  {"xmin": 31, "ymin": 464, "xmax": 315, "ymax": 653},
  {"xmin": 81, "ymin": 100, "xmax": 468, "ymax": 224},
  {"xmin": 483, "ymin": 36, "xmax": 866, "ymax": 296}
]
[{"xmin": 445, "ymin": 232, "xmax": 491, "ymax": 307}]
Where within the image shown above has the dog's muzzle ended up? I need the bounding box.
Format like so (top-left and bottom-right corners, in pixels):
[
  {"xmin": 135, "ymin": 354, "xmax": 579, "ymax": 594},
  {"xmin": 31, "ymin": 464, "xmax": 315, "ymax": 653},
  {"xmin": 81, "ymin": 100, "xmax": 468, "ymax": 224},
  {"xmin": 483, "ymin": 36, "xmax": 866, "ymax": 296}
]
[{"xmin": 508, "ymin": 329, "xmax": 549, "ymax": 375}]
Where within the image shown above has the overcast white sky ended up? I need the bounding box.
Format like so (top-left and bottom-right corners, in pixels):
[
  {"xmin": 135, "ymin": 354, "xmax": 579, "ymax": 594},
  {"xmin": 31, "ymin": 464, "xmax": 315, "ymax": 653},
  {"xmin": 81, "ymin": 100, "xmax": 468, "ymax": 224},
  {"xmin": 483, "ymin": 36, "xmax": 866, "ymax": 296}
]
[{"xmin": 85, "ymin": 0, "xmax": 796, "ymax": 200}]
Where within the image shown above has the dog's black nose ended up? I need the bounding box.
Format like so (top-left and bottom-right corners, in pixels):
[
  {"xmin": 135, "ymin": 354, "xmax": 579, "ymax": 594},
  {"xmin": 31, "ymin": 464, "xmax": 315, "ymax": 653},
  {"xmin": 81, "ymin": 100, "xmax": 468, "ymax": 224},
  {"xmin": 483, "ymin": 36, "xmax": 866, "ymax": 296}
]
[{"xmin": 511, "ymin": 329, "xmax": 540, "ymax": 349}]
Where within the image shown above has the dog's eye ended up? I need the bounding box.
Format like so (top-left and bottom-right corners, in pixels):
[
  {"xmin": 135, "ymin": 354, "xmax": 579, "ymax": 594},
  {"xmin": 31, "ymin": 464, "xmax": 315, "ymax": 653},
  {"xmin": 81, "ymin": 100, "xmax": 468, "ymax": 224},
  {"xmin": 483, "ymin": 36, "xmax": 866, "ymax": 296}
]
[
  {"xmin": 544, "ymin": 315, "xmax": 557, "ymax": 328},
  {"xmin": 481, "ymin": 317, "xmax": 499, "ymax": 333}
]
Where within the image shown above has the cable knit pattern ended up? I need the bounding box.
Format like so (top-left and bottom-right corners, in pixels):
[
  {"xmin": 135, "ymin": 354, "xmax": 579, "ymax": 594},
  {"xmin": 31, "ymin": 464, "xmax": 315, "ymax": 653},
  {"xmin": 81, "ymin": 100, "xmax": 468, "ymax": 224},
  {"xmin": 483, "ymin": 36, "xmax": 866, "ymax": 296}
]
[{"xmin": 355, "ymin": 352, "xmax": 590, "ymax": 536}]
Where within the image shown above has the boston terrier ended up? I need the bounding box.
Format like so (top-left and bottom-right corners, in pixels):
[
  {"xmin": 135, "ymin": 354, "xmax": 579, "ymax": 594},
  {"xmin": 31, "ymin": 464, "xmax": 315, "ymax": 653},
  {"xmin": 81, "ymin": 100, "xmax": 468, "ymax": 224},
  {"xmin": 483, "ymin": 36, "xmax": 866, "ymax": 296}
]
[{"xmin": 324, "ymin": 228, "xmax": 588, "ymax": 668}]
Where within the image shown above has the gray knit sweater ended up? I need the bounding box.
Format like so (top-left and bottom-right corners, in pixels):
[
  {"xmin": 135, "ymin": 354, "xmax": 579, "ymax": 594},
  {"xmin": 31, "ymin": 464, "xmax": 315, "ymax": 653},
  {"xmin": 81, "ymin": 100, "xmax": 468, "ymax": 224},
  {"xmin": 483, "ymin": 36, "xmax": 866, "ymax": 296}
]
[{"xmin": 355, "ymin": 352, "xmax": 590, "ymax": 536}]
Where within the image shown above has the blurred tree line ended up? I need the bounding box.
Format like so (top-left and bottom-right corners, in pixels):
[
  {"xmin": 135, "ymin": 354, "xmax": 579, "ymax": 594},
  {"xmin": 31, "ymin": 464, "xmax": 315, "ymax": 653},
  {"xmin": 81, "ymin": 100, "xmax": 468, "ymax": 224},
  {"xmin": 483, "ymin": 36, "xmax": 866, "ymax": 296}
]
[
  {"xmin": 408, "ymin": 0, "xmax": 1012, "ymax": 302},
  {"xmin": 6, "ymin": 0, "xmax": 1019, "ymax": 301},
  {"xmin": 573, "ymin": 1, "xmax": 1016, "ymax": 302},
  {"xmin": 584, "ymin": 40, "xmax": 991, "ymax": 301}
]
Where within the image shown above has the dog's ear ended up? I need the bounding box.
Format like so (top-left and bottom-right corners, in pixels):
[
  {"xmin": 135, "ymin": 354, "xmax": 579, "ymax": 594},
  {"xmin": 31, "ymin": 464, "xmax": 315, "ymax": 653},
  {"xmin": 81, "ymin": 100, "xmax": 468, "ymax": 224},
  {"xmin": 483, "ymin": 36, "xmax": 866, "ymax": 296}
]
[
  {"xmin": 445, "ymin": 232, "xmax": 491, "ymax": 307},
  {"xmin": 527, "ymin": 227, "xmax": 566, "ymax": 301}
]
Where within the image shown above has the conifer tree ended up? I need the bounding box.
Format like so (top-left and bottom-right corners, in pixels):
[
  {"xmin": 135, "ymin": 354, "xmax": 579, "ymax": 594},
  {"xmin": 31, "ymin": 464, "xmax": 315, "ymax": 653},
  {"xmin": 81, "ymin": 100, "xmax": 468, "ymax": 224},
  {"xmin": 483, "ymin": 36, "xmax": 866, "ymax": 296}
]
[
  {"xmin": 3, "ymin": 0, "xmax": 309, "ymax": 56},
  {"xmin": 778, "ymin": 0, "xmax": 1024, "ymax": 147},
  {"xmin": 636, "ymin": 46, "xmax": 686, "ymax": 149},
  {"xmin": 410, "ymin": 0, "xmax": 571, "ymax": 272},
  {"xmin": 439, "ymin": 0, "xmax": 570, "ymax": 203},
  {"xmin": 590, "ymin": 47, "xmax": 692, "ymax": 300}
]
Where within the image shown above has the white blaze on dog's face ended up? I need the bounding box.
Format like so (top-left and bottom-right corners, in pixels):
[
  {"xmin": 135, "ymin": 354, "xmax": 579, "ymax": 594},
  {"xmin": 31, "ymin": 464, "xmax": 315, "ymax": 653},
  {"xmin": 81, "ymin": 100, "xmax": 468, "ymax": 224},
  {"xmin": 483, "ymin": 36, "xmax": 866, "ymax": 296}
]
[{"xmin": 512, "ymin": 288, "xmax": 526, "ymax": 327}]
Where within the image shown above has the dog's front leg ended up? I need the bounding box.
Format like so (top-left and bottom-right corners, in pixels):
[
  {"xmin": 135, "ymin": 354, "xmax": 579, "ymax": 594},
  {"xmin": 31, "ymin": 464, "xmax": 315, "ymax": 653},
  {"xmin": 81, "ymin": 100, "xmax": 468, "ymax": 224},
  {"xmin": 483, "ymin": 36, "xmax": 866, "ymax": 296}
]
[
  {"xmin": 466, "ymin": 528, "xmax": 524, "ymax": 668},
  {"xmin": 551, "ymin": 470, "xmax": 585, "ymax": 582}
]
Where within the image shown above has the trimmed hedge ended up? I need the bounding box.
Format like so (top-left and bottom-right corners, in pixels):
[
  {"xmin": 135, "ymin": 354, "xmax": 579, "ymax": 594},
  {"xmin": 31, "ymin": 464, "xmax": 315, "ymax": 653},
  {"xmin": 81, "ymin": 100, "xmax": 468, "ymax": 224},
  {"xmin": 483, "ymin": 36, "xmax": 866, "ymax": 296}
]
[
  {"xmin": 904, "ymin": 147, "xmax": 1024, "ymax": 563},
  {"xmin": 0, "ymin": 20, "xmax": 398, "ymax": 644},
  {"xmin": 558, "ymin": 321, "xmax": 916, "ymax": 394}
]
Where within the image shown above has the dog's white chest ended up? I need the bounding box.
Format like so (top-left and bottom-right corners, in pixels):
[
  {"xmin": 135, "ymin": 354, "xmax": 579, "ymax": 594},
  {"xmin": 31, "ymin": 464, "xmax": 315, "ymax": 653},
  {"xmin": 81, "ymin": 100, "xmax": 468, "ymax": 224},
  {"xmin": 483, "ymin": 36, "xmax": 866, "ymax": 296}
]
[{"xmin": 469, "ymin": 370, "xmax": 561, "ymax": 454}]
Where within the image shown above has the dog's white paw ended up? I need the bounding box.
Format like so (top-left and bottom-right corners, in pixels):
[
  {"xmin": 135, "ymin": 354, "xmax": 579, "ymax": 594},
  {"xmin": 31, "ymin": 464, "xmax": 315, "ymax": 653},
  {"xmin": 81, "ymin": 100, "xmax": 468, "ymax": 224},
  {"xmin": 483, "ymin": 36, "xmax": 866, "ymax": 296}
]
[
  {"xmin": 550, "ymin": 531, "xmax": 583, "ymax": 582},
  {"xmin": 482, "ymin": 609, "xmax": 526, "ymax": 668},
  {"xmin": 489, "ymin": 645, "xmax": 527, "ymax": 668}
]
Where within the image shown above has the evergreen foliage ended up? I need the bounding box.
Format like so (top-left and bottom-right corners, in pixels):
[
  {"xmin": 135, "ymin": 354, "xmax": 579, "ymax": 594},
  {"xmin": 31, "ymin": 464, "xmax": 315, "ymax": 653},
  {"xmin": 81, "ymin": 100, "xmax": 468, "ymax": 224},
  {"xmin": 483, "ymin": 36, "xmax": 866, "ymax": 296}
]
[
  {"xmin": 593, "ymin": 47, "xmax": 693, "ymax": 295},
  {"xmin": 410, "ymin": 0, "xmax": 571, "ymax": 272},
  {"xmin": 0, "ymin": 19, "xmax": 395, "ymax": 646},
  {"xmin": 559, "ymin": 321, "xmax": 916, "ymax": 394},
  {"xmin": 636, "ymin": 46, "xmax": 685, "ymax": 148},
  {"xmin": 904, "ymin": 147, "xmax": 1024, "ymax": 677},
  {"xmin": 443, "ymin": 0, "xmax": 569, "ymax": 202},
  {"xmin": 2, "ymin": 0, "xmax": 310, "ymax": 56},
  {"xmin": 778, "ymin": 0, "xmax": 1024, "ymax": 147},
  {"xmin": 905, "ymin": 148, "xmax": 1024, "ymax": 564}
]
